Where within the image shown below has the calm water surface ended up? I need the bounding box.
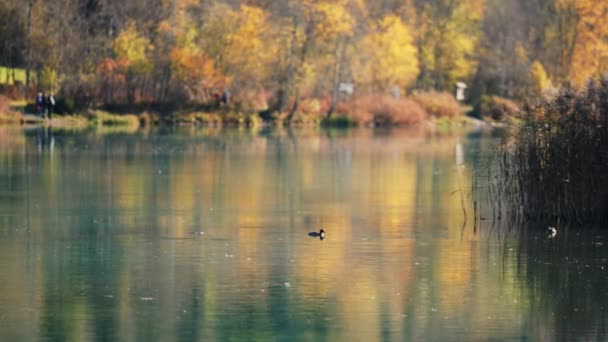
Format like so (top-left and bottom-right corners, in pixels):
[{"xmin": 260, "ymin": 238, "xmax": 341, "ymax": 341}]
[{"xmin": 0, "ymin": 126, "xmax": 606, "ymax": 341}]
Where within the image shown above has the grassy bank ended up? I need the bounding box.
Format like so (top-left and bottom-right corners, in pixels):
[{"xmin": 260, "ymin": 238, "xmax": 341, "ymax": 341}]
[
  {"xmin": 497, "ymin": 77, "xmax": 608, "ymax": 226},
  {"xmin": 0, "ymin": 91, "xmax": 505, "ymax": 130}
]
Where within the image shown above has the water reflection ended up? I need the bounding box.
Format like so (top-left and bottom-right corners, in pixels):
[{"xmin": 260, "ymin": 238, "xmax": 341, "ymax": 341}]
[
  {"xmin": 0, "ymin": 127, "xmax": 605, "ymax": 340},
  {"xmin": 515, "ymin": 228, "xmax": 608, "ymax": 341}
]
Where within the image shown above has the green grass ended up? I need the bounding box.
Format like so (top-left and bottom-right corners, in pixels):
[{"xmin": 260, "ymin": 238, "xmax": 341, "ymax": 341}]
[
  {"xmin": 0, "ymin": 66, "xmax": 27, "ymax": 85},
  {"xmin": 88, "ymin": 110, "xmax": 140, "ymax": 127},
  {"xmin": 321, "ymin": 114, "xmax": 359, "ymax": 128}
]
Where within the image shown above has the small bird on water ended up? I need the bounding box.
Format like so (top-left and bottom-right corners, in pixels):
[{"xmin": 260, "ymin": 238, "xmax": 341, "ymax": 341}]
[
  {"xmin": 308, "ymin": 228, "xmax": 326, "ymax": 240},
  {"xmin": 548, "ymin": 226, "xmax": 557, "ymax": 238}
]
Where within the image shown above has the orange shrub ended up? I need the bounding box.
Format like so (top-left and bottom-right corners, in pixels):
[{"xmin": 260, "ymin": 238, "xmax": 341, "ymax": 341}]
[
  {"xmin": 335, "ymin": 95, "xmax": 427, "ymax": 126},
  {"xmin": 480, "ymin": 95, "xmax": 520, "ymax": 121},
  {"xmin": 296, "ymin": 98, "xmax": 322, "ymax": 115},
  {"xmin": 411, "ymin": 91, "xmax": 464, "ymax": 118},
  {"xmin": 0, "ymin": 95, "xmax": 9, "ymax": 113},
  {"xmin": 0, "ymin": 85, "xmax": 22, "ymax": 99},
  {"xmin": 0, "ymin": 95, "xmax": 20, "ymax": 123}
]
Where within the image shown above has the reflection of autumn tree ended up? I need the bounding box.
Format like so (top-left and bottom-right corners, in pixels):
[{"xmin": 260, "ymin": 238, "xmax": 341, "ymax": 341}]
[{"xmin": 0, "ymin": 130, "xmax": 551, "ymax": 340}]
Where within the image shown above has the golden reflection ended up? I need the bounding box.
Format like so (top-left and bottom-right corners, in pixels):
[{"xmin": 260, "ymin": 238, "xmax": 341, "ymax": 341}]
[{"xmin": 0, "ymin": 128, "xmax": 533, "ymax": 341}]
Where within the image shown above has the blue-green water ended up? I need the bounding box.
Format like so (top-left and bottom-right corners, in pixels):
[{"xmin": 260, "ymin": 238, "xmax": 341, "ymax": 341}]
[{"xmin": 0, "ymin": 126, "xmax": 606, "ymax": 341}]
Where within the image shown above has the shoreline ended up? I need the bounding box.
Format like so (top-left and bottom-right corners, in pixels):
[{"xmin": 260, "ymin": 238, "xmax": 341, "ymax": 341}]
[{"xmin": 1, "ymin": 109, "xmax": 501, "ymax": 132}]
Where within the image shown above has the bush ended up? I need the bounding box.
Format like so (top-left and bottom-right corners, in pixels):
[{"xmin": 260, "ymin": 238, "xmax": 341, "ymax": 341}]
[
  {"xmin": 480, "ymin": 95, "xmax": 520, "ymax": 121},
  {"xmin": 411, "ymin": 91, "xmax": 464, "ymax": 118},
  {"xmin": 297, "ymin": 98, "xmax": 322, "ymax": 116},
  {"xmin": 0, "ymin": 84, "xmax": 23, "ymax": 99},
  {"xmin": 138, "ymin": 111, "xmax": 162, "ymax": 126},
  {"xmin": 0, "ymin": 95, "xmax": 10, "ymax": 113},
  {"xmin": 60, "ymin": 76, "xmax": 95, "ymax": 110},
  {"xmin": 335, "ymin": 95, "xmax": 427, "ymax": 126},
  {"xmin": 55, "ymin": 97, "xmax": 76, "ymax": 114},
  {"xmin": 0, "ymin": 95, "xmax": 20, "ymax": 123},
  {"xmin": 258, "ymin": 109, "xmax": 276, "ymax": 122}
]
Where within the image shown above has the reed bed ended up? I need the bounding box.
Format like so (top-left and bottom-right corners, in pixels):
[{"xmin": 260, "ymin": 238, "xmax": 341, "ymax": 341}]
[{"xmin": 496, "ymin": 77, "xmax": 608, "ymax": 226}]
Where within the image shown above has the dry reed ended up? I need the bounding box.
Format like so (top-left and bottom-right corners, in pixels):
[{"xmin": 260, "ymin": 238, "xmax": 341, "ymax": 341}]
[{"xmin": 497, "ymin": 77, "xmax": 608, "ymax": 226}]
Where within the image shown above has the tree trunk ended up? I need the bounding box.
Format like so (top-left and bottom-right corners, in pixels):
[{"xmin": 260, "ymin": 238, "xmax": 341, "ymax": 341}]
[
  {"xmin": 25, "ymin": 0, "xmax": 33, "ymax": 94},
  {"xmin": 277, "ymin": 19, "xmax": 298, "ymax": 114},
  {"xmin": 286, "ymin": 23, "xmax": 313, "ymax": 124},
  {"xmin": 327, "ymin": 37, "xmax": 348, "ymax": 118},
  {"xmin": 286, "ymin": 87, "xmax": 300, "ymax": 123}
]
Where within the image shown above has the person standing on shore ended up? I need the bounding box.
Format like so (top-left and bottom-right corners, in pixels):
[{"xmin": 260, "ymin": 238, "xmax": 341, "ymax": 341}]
[
  {"xmin": 46, "ymin": 92, "xmax": 55, "ymax": 119},
  {"xmin": 35, "ymin": 92, "xmax": 44, "ymax": 117},
  {"xmin": 221, "ymin": 88, "xmax": 230, "ymax": 105},
  {"xmin": 41, "ymin": 92, "xmax": 48, "ymax": 118}
]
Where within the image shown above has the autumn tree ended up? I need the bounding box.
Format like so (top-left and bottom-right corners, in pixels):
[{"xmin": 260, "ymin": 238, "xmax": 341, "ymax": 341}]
[
  {"xmin": 4, "ymin": 0, "xmax": 608, "ymax": 109},
  {"xmin": 312, "ymin": 0, "xmax": 356, "ymax": 116},
  {"xmin": 413, "ymin": 0, "xmax": 483, "ymax": 91},
  {"xmin": 352, "ymin": 15, "xmax": 418, "ymax": 93},
  {"xmin": 472, "ymin": 0, "xmax": 532, "ymax": 99},
  {"xmin": 473, "ymin": 0, "xmax": 608, "ymax": 101},
  {"xmin": 223, "ymin": 5, "xmax": 275, "ymax": 91},
  {"xmin": 564, "ymin": 0, "xmax": 608, "ymax": 86},
  {"xmin": 0, "ymin": 0, "xmax": 25, "ymax": 79},
  {"xmin": 268, "ymin": 0, "xmax": 316, "ymax": 117},
  {"xmin": 154, "ymin": 0, "xmax": 223, "ymax": 102},
  {"xmin": 169, "ymin": 47, "xmax": 221, "ymax": 101},
  {"xmin": 530, "ymin": 60, "xmax": 551, "ymax": 96},
  {"xmin": 113, "ymin": 21, "xmax": 154, "ymax": 103}
]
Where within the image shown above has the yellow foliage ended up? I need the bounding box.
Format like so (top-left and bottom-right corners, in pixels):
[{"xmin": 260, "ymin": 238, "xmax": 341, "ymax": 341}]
[
  {"xmin": 113, "ymin": 22, "xmax": 153, "ymax": 75},
  {"xmin": 530, "ymin": 60, "xmax": 551, "ymax": 96},
  {"xmin": 223, "ymin": 5, "xmax": 276, "ymax": 86},
  {"xmin": 313, "ymin": 2, "xmax": 355, "ymax": 38},
  {"xmin": 566, "ymin": 0, "xmax": 608, "ymax": 86},
  {"xmin": 515, "ymin": 44, "xmax": 528, "ymax": 65},
  {"xmin": 39, "ymin": 66, "xmax": 58, "ymax": 91},
  {"xmin": 415, "ymin": 0, "xmax": 481, "ymax": 89},
  {"xmin": 352, "ymin": 15, "xmax": 419, "ymax": 92},
  {"xmin": 442, "ymin": 28, "xmax": 477, "ymax": 82},
  {"xmin": 200, "ymin": 3, "xmax": 239, "ymax": 66},
  {"xmin": 156, "ymin": 0, "xmax": 204, "ymax": 60},
  {"xmin": 170, "ymin": 47, "xmax": 221, "ymax": 87},
  {"xmin": 460, "ymin": 0, "xmax": 485, "ymax": 21},
  {"xmin": 226, "ymin": 6, "xmax": 266, "ymax": 53}
]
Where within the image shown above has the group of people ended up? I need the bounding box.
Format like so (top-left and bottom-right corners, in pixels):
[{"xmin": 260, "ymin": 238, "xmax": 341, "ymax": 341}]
[
  {"xmin": 212, "ymin": 88, "xmax": 231, "ymax": 107},
  {"xmin": 35, "ymin": 92, "xmax": 55, "ymax": 119}
]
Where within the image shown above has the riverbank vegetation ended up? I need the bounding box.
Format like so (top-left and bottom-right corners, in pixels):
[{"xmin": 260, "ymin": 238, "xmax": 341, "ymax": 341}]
[
  {"xmin": 1, "ymin": 0, "xmax": 606, "ymax": 126},
  {"xmin": 496, "ymin": 77, "xmax": 608, "ymax": 226}
]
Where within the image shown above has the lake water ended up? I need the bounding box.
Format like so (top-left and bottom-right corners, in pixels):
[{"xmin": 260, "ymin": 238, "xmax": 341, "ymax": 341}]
[{"xmin": 0, "ymin": 126, "xmax": 606, "ymax": 341}]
